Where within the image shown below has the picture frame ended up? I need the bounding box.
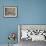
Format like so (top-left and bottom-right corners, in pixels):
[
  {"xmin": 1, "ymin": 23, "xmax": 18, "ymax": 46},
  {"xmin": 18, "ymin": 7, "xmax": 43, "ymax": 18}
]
[
  {"xmin": 4, "ymin": 6, "xmax": 17, "ymax": 17},
  {"xmin": 18, "ymin": 24, "xmax": 46, "ymax": 42}
]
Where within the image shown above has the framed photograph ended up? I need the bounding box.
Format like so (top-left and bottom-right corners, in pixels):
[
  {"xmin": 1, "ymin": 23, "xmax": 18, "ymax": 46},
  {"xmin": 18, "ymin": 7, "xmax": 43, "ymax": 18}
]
[
  {"xmin": 4, "ymin": 6, "xmax": 17, "ymax": 17},
  {"xmin": 18, "ymin": 24, "xmax": 46, "ymax": 42}
]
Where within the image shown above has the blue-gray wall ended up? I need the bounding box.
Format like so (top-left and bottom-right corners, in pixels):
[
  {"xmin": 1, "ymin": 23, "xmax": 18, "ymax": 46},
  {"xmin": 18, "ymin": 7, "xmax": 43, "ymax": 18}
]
[{"xmin": 0, "ymin": 0, "xmax": 46, "ymax": 44}]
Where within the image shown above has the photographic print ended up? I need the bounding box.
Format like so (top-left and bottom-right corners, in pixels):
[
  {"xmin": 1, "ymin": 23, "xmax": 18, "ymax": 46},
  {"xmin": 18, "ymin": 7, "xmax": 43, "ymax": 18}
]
[
  {"xmin": 18, "ymin": 24, "xmax": 46, "ymax": 41},
  {"xmin": 4, "ymin": 6, "xmax": 17, "ymax": 17}
]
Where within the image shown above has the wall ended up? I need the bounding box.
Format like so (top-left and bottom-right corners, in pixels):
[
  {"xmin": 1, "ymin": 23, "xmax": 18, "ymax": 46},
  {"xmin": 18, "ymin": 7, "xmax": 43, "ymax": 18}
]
[
  {"xmin": 0, "ymin": 0, "xmax": 46, "ymax": 44},
  {"xmin": 18, "ymin": 0, "xmax": 46, "ymax": 24}
]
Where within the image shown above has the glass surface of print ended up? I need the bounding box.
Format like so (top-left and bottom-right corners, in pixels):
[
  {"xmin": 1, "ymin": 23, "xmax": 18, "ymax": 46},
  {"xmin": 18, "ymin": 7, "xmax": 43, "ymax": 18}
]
[{"xmin": 4, "ymin": 6, "xmax": 17, "ymax": 17}]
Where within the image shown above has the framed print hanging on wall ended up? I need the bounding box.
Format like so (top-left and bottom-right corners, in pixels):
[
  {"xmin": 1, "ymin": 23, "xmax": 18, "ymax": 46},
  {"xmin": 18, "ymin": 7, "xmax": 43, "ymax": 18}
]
[{"xmin": 4, "ymin": 6, "xmax": 17, "ymax": 17}]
